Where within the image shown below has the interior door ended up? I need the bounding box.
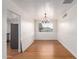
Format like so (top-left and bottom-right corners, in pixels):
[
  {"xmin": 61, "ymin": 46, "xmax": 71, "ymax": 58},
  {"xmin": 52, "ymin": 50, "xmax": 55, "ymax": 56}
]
[{"xmin": 11, "ymin": 24, "xmax": 18, "ymax": 49}]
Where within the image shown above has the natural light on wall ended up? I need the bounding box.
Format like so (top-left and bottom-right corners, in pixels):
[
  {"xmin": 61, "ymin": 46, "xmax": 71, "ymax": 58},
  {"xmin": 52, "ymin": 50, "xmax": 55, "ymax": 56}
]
[{"xmin": 38, "ymin": 3, "xmax": 54, "ymax": 20}]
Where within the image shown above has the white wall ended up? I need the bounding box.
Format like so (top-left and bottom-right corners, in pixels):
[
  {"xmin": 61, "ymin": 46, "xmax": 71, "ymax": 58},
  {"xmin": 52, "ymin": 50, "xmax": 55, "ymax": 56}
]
[
  {"xmin": 7, "ymin": 20, "xmax": 10, "ymax": 33},
  {"xmin": 35, "ymin": 20, "xmax": 57, "ymax": 40},
  {"xmin": 57, "ymin": 5, "xmax": 77, "ymax": 57},
  {"xmin": 21, "ymin": 20, "xmax": 34, "ymax": 51},
  {"xmin": 7, "ymin": 0, "xmax": 34, "ymax": 52},
  {"xmin": 7, "ymin": 19, "xmax": 11, "ymax": 40},
  {"xmin": 2, "ymin": 0, "xmax": 7, "ymax": 59}
]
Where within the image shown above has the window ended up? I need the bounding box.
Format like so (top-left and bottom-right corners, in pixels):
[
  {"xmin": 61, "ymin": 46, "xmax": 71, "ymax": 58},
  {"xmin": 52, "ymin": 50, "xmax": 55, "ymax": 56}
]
[{"xmin": 39, "ymin": 22, "xmax": 53, "ymax": 32}]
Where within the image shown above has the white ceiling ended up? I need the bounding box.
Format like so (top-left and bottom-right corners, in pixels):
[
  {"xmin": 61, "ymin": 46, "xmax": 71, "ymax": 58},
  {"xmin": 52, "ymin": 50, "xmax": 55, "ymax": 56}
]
[{"xmin": 11, "ymin": 0, "xmax": 77, "ymax": 20}]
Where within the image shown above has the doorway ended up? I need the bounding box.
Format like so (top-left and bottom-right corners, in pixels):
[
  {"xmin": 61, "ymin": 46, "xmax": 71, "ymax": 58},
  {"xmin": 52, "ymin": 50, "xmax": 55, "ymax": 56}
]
[
  {"xmin": 7, "ymin": 10, "xmax": 21, "ymax": 59},
  {"xmin": 7, "ymin": 24, "xmax": 19, "ymax": 59}
]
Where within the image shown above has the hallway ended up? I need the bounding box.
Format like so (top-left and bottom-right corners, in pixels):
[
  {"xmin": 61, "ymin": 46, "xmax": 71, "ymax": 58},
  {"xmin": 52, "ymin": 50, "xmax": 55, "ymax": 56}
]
[{"xmin": 8, "ymin": 40, "xmax": 75, "ymax": 59}]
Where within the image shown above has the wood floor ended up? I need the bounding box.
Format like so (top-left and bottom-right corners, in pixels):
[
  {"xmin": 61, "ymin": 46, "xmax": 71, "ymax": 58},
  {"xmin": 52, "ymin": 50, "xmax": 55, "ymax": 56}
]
[
  {"xmin": 7, "ymin": 42, "xmax": 19, "ymax": 59},
  {"xmin": 7, "ymin": 40, "xmax": 76, "ymax": 59}
]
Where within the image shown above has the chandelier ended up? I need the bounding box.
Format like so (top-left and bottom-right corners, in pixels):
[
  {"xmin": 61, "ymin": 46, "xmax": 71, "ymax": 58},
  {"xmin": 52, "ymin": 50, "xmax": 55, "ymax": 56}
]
[{"xmin": 41, "ymin": 12, "xmax": 50, "ymax": 23}]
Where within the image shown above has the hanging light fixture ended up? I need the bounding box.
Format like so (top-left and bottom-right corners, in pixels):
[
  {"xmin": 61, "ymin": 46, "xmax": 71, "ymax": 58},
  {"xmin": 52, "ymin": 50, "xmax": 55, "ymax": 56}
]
[
  {"xmin": 41, "ymin": 12, "xmax": 50, "ymax": 23},
  {"xmin": 39, "ymin": 3, "xmax": 54, "ymax": 24}
]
